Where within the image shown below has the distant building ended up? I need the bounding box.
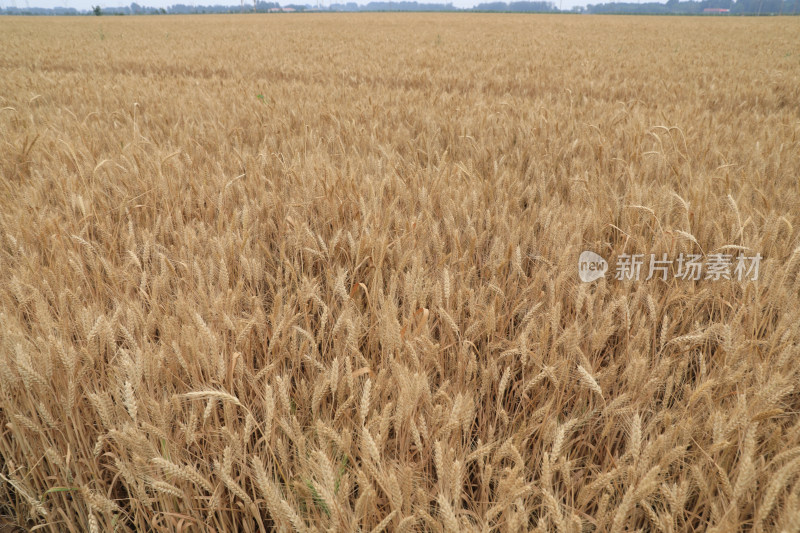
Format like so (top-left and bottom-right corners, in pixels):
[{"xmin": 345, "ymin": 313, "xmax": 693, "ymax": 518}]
[{"xmin": 702, "ymin": 7, "xmax": 730, "ymax": 12}]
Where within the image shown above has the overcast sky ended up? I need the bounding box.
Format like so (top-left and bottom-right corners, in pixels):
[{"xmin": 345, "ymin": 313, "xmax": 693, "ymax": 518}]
[{"xmin": 3, "ymin": 0, "xmax": 592, "ymax": 12}]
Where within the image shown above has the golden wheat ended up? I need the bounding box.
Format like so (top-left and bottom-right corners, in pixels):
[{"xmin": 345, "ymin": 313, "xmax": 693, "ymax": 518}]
[{"xmin": 0, "ymin": 11, "xmax": 799, "ymax": 532}]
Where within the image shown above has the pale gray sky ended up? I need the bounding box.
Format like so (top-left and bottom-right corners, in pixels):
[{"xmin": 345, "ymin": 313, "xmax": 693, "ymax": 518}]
[{"xmin": 2, "ymin": 0, "xmax": 590, "ymax": 13}]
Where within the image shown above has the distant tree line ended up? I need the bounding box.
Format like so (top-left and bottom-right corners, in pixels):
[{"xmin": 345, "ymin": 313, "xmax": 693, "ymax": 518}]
[
  {"xmin": 1, "ymin": 0, "xmax": 796, "ymax": 15},
  {"xmin": 330, "ymin": 1, "xmax": 456, "ymax": 9},
  {"xmin": 585, "ymin": 0, "xmax": 797, "ymax": 14},
  {"xmin": 472, "ymin": 1, "xmax": 556, "ymax": 10}
]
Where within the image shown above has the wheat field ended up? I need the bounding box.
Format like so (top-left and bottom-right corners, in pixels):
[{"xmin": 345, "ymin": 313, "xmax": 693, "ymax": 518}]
[{"xmin": 1, "ymin": 13, "xmax": 800, "ymax": 532}]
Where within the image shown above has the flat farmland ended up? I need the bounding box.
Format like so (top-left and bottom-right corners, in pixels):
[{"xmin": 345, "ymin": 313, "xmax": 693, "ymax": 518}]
[{"xmin": 1, "ymin": 13, "xmax": 800, "ymax": 531}]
